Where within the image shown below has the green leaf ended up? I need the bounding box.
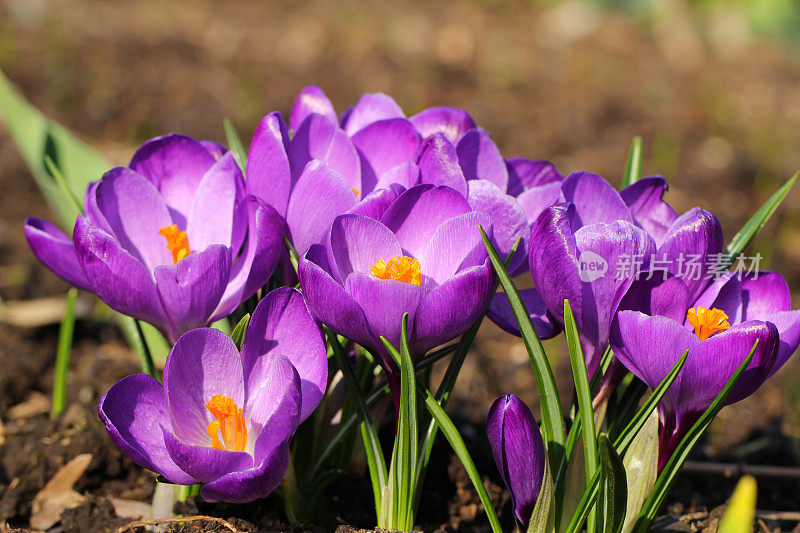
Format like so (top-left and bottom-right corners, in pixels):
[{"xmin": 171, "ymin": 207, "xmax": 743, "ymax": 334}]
[
  {"xmin": 563, "ymin": 300, "xmax": 598, "ymax": 531},
  {"xmin": 621, "ymin": 410, "xmax": 658, "ymax": 533},
  {"xmin": 327, "ymin": 328, "xmax": 387, "ymax": 514},
  {"xmin": 632, "ymin": 341, "xmax": 759, "ymax": 532},
  {"xmin": 724, "ymin": 171, "xmax": 798, "ymax": 263},
  {"xmin": 527, "ymin": 453, "xmax": 555, "ymax": 533},
  {"xmin": 479, "ymin": 228, "xmax": 565, "ymax": 481},
  {"xmin": 718, "ymin": 476, "xmax": 757, "ymax": 533},
  {"xmin": 51, "ymin": 288, "xmax": 78, "ymax": 419},
  {"xmin": 597, "ymin": 434, "xmax": 627, "ymax": 533},
  {"xmin": 0, "ymin": 69, "xmax": 109, "ymax": 228},
  {"xmin": 230, "ymin": 314, "xmax": 251, "ymax": 350},
  {"xmin": 223, "ymin": 118, "xmax": 248, "ymax": 173},
  {"xmin": 620, "ymin": 136, "xmax": 643, "ymax": 188}
]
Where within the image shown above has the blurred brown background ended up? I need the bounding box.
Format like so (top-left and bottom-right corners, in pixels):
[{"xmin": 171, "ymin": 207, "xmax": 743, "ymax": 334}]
[{"xmin": 1, "ymin": 0, "xmax": 800, "ymax": 504}]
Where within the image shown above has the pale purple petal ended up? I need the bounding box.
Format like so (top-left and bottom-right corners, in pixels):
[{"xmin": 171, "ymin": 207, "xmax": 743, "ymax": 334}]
[
  {"xmin": 24, "ymin": 217, "xmax": 90, "ymax": 290},
  {"xmin": 200, "ymin": 141, "xmax": 228, "ymax": 160},
  {"xmin": 456, "ymin": 128, "xmax": 508, "ymax": 191},
  {"xmin": 94, "ymin": 167, "xmax": 174, "ymax": 271},
  {"xmin": 286, "ymin": 161, "xmax": 359, "ymax": 256},
  {"xmin": 691, "ymin": 273, "xmax": 743, "ymax": 324},
  {"xmin": 620, "ymin": 176, "xmax": 678, "ymax": 245},
  {"xmin": 187, "ymin": 153, "xmax": 245, "ymax": 251},
  {"xmin": 374, "ymin": 160, "xmax": 420, "ymax": 192},
  {"xmin": 487, "ymin": 289, "xmax": 561, "ymax": 339},
  {"xmin": 84, "ymin": 181, "xmax": 112, "ymax": 234},
  {"xmin": 416, "ymin": 134, "xmax": 468, "ymax": 197},
  {"xmin": 487, "ymin": 394, "xmax": 545, "ymax": 525},
  {"xmin": 154, "ymin": 245, "xmax": 231, "ymax": 342},
  {"xmin": 410, "ymin": 106, "xmax": 476, "ymax": 143},
  {"xmin": 242, "ymin": 288, "xmax": 327, "ymax": 422},
  {"xmin": 73, "ymin": 217, "xmax": 166, "ymax": 330},
  {"xmin": 98, "ymin": 374, "xmax": 195, "ymax": 485},
  {"xmin": 288, "ymin": 114, "xmax": 361, "ymax": 192},
  {"xmin": 348, "ymin": 183, "xmax": 407, "ymax": 221},
  {"xmin": 163, "ymin": 328, "xmax": 244, "ymax": 445},
  {"xmin": 506, "ymin": 158, "xmax": 563, "ymax": 197},
  {"xmin": 342, "ymin": 92, "xmax": 405, "ymax": 135},
  {"xmin": 516, "ymin": 181, "xmax": 563, "ymax": 226},
  {"xmin": 381, "ymin": 184, "xmax": 471, "ymax": 259},
  {"xmin": 741, "ymin": 271, "xmax": 792, "ymax": 318},
  {"xmin": 352, "ymin": 118, "xmax": 420, "ymax": 194},
  {"xmin": 561, "ymin": 171, "xmax": 633, "ymax": 227},
  {"xmin": 422, "ymin": 211, "xmax": 491, "ymax": 284},
  {"xmin": 246, "ymin": 112, "xmax": 292, "ymax": 217},
  {"xmin": 128, "ymin": 134, "xmax": 216, "ymax": 226},
  {"xmin": 326, "ymin": 214, "xmax": 401, "ymax": 284},
  {"xmin": 289, "ymin": 85, "xmax": 336, "ymax": 132}
]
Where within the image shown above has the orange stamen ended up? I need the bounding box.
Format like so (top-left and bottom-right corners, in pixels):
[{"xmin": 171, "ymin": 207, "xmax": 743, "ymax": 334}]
[
  {"xmin": 158, "ymin": 224, "xmax": 191, "ymax": 264},
  {"xmin": 351, "ymin": 186, "xmax": 360, "ymax": 197},
  {"xmin": 686, "ymin": 307, "xmax": 730, "ymax": 341},
  {"xmin": 370, "ymin": 256, "xmax": 421, "ymax": 285},
  {"xmin": 205, "ymin": 395, "xmax": 247, "ymax": 452}
]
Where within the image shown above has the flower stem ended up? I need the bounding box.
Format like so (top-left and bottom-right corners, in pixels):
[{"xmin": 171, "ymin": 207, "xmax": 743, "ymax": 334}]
[{"xmin": 50, "ymin": 288, "xmax": 77, "ymax": 419}]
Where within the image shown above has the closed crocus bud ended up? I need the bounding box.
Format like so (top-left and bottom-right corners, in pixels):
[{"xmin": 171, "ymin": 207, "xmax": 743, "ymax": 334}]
[
  {"xmin": 98, "ymin": 288, "xmax": 327, "ymax": 503},
  {"xmin": 487, "ymin": 394, "xmax": 546, "ymax": 526},
  {"xmin": 25, "ymin": 134, "xmax": 284, "ymax": 343}
]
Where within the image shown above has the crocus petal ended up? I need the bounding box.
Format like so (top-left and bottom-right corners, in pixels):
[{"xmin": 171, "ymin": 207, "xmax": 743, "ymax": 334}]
[
  {"xmin": 24, "ymin": 217, "xmax": 90, "ymax": 290},
  {"xmin": 211, "ymin": 197, "xmax": 284, "ymax": 321},
  {"xmin": 162, "ymin": 328, "xmax": 245, "ymax": 445},
  {"xmin": 352, "ymin": 118, "xmax": 420, "ymax": 194},
  {"xmin": 456, "ymin": 128, "xmax": 508, "ymax": 191},
  {"xmin": 298, "ymin": 244, "xmax": 375, "ymax": 349},
  {"xmin": 342, "ymin": 92, "xmax": 405, "ymax": 135},
  {"xmin": 84, "ymin": 181, "xmax": 113, "ymax": 234},
  {"xmin": 409, "ymin": 106, "xmax": 476, "ymax": 143},
  {"xmin": 416, "ymin": 134, "xmax": 468, "ymax": 197},
  {"xmin": 486, "ymin": 394, "xmax": 545, "ymax": 525},
  {"xmin": 505, "ymin": 158, "xmax": 563, "ymax": 197},
  {"xmin": 242, "ymin": 288, "xmax": 327, "ymax": 422},
  {"xmin": 346, "ymin": 272, "xmax": 422, "ymax": 351},
  {"xmin": 741, "ymin": 271, "xmax": 793, "ymax": 318},
  {"xmin": 412, "ymin": 261, "xmax": 494, "ymax": 354},
  {"xmin": 98, "ymin": 374, "xmax": 195, "ymax": 485},
  {"xmin": 658, "ymin": 207, "xmax": 723, "ymax": 302},
  {"xmin": 289, "ymin": 85, "xmax": 337, "ymax": 132},
  {"xmin": 327, "ymin": 214, "xmax": 402, "ymax": 284},
  {"xmin": 73, "ymin": 217, "xmax": 166, "ymax": 329},
  {"xmin": 487, "ymin": 289, "xmax": 560, "ymax": 339},
  {"xmin": 421, "ymin": 211, "xmax": 492, "ymax": 284},
  {"xmin": 154, "ymin": 245, "xmax": 231, "ymax": 342},
  {"xmin": 765, "ymin": 310, "xmax": 800, "ymax": 373},
  {"xmin": 93, "ymin": 167, "xmax": 174, "ymax": 270},
  {"xmin": 691, "ymin": 273, "xmax": 743, "ymax": 324},
  {"xmin": 128, "ymin": 134, "xmax": 217, "ymax": 226},
  {"xmin": 200, "ymin": 141, "xmax": 228, "ymax": 160},
  {"xmin": 348, "ymin": 183, "xmax": 407, "ymax": 221},
  {"xmin": 516, "ymin": 181, "xmax": 563, "ymax": 226},
  {"xmin": 187, "ymin": 152, "xmax": 245, "ymax": 251},
  {"xmin": 620, "ymin": 176, "xmax": 678, "ymax": 245},
  {"xmin": 162, "ymin": 430, "xmax": 253, "ymax": 484},
  {"xmin": 286, "ymin": 161, "xmax": 359, "ymax": 255},
  {"xmin": 288, "ymin": 114, "xmax": 361, "ymax": 192},
  {"xmin": 561, "ymin": 172, "xmax": 633, "ymax": 227},
  {"xmin": 619, "ymin": 274, "xmax": 692, "ymax": 323},
  {"xmin": 466, "ymin": 180, "xmax": 528, "ymax": 276},
  {"xmin": 374, "ymin": 160, "xmax": 420, "ymax": 192},
  {"xmin": 246, "ymin": 112, "xmax": 292, "ymax": 217},
  {"xmin": 381, "ymin": 184, "xmax": 472, "ymax": 260}
]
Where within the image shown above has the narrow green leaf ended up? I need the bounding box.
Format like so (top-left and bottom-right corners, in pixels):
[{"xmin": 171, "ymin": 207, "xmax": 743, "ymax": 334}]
[
  {"xmin": 480, "ymin": 228, "xmax": 565, "ymax": 480},
  {"xmin": 527, "ymin": 453, "xmax": 555, "ymax": 533},
  {"xmin": 620, "ymin": 136, "xmax": 643, "ymax": 188},
  {"xmin": 621, "ymin": 410, "xmax": 658, "ymax": 533},
  {"xmin": 598, "ymin": 434, "xmax": 627, "ymax": 533},
  {"xmin": 223, "ymin": 118, "xmax": 248, "ymax": 173},
  {"xmin": 51, "ymin": 288, "xmax": 78, "ymax": 419},
  {"xmin": 230, "ymin": 314, "xmax": 251, "ymax": 350},
  {"xmin": 563, "ymin": 300, "xmax": 598, "ymax": 531},
  {"xmin": 632, "ymin": 342, "xmax": 759, "ymax": 532},
  {"xmin": 43, "ymin": 155, "xmax": 83, "ymax": 217},
  {"xmin": 718, "ymin": 476, "xmax": 757, "ymax": 533},
  {"xmin": 327, "ymin": 328, "xmax": 387, "ymax": 514},
  {"xmin": 724, "ymin": 171, "xmax": 798, "ymax": 263}
]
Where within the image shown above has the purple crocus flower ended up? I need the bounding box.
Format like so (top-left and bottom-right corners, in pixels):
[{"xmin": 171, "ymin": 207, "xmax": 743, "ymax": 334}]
[
  {"xmin": 487, "ymin": 394, "xmax": 546, "ymax": 525},
  {"xmin": 298, "ymin": 183, "xmax": 495, "ymax": 393},
  {"xmin": 612, "ymin": 293, "xmax": 780, "ymax": 469},
  {"xmin": 98, "ymin": 288, "xmax": 327, "ymax": 503},
  {"xmin": 25, "ymin": 134, "xmax": 284, "ymax": 343}
]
